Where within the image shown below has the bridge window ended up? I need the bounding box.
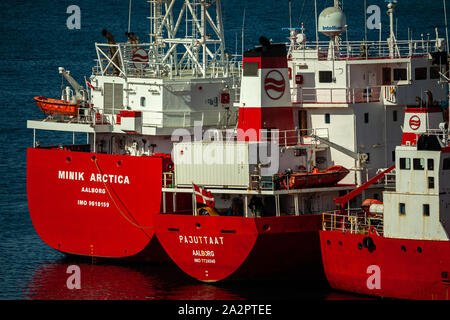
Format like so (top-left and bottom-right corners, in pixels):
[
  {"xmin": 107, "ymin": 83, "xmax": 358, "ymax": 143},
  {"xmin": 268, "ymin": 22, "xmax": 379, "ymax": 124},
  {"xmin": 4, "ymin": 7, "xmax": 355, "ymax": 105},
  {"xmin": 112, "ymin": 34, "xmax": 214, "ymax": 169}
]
[
  {"xmin": 423, "ymin": 204, "xmax": 430, "ymax": 216},
  {"xmin": 427, "ymin": 159, "xmax": 434, "ymax": 170},
  {"xmin": 393, "ymin": 68, "xmax": 407, "ymax": 81},
  {"xmin": 428, "ymin": 177, "xmax": 435, "ymax": 189},
  {"xmin": 319, "ymin": 71, "xmax": 333, "ymax": 83},
  {"xmin": 413, "ymin": 158, "xmax": 425, "ymax": 170},
  {"xmin": 400, "ymin": 158, "xmax": 411, "ymax": 170},
  {"xmin": 443, "ymin": 158, "xmax": 450, "ymax": 170},
  {"xmin": 399, "ymin": 203, "xmax": 406, "ymax": 215},
  {"xmin": 364, "ymin": 113, "xmax": 369, "ymax": 123},
  {"xmin": 415, "ymin": 67, "xmax": 427, "ymax": 80}
]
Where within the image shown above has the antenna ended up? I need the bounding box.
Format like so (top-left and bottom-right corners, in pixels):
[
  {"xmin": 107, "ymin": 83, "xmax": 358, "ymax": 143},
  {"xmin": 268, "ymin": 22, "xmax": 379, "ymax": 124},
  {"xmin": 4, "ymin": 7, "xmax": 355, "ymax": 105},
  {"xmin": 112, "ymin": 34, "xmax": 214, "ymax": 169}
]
[
  {"xmin": 364, "ymin": 0, "xmax": 367, "ymax": 42},
  {"xmin": 289, "ymin": 0, "xmax": 292, "ymax": 30},
  {"xmin": 315, "ymin": 0, "xmax": 319, "ymax": 46},
  {"xmin": 241, "ymin": 8, "xmax": 246, "ymax": 59},
  {"xmin": 386, "ymin": 0, "xmax": 398, "ymax": 57},
  {"xmin": 444, "ymin": 0, "xmax": 449, "ymax": 53},
  {"xmin": 128, "ymin": 0, "xmax": 132, "ymax": 33}
]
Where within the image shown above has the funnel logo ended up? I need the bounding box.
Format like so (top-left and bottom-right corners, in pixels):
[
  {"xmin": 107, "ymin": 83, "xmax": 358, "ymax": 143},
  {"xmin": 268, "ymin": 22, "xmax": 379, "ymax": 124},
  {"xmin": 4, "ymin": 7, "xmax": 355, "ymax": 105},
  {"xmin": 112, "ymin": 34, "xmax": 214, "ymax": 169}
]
[
  {"xmin": 264, "ymin": 70, "xmax": 285, "ymax": 100},
  {"xmin": 409, "ymin": 115, "xmax": 421, "ymax": 131},
  {"xmin": 132, "ymin": 48, "xmax": 149, "ymax": 69}
]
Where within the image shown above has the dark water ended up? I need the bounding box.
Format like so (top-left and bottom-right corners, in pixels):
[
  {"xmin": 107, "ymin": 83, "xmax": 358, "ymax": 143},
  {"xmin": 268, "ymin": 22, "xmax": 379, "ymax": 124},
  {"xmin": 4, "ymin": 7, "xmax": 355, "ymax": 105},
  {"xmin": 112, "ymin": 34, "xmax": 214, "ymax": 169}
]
[{"xmin": 0, "ymin": 0, "xmax": 447, "ymax": 301}]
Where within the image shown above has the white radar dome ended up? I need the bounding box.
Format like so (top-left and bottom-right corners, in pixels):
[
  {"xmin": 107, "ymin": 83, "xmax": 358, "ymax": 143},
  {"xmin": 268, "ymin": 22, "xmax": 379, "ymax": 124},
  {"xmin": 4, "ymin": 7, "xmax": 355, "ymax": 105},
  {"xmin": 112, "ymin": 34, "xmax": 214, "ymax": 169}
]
[{"xmin": 318, "ymin": 7, "xmax": 347, "ymax": 38}]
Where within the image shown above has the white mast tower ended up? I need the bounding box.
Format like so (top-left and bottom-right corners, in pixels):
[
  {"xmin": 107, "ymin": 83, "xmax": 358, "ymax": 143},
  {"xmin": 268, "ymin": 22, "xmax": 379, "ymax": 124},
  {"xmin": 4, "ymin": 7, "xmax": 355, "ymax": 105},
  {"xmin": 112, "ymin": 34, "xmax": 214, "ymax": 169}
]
[{"xmin": 147, "ymin": 0, "xmax": 227, "ymax": 79}]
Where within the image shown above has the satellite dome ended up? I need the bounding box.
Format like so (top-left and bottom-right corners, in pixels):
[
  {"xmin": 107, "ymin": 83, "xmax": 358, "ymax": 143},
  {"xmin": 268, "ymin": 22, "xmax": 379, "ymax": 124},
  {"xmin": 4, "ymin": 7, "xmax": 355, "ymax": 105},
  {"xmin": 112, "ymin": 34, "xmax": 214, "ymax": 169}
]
[{"xmin": 318, "ymin": 7, "xmax": 347, "ymax": 38}]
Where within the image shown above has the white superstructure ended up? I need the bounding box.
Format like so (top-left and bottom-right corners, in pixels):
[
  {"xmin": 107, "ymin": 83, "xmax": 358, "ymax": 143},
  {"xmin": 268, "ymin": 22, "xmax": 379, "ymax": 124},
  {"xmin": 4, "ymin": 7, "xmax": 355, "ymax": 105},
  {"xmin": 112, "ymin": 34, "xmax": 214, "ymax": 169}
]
[{"xmin": 287, "ymin": 1, "xmax": 448, "ymax": 186}]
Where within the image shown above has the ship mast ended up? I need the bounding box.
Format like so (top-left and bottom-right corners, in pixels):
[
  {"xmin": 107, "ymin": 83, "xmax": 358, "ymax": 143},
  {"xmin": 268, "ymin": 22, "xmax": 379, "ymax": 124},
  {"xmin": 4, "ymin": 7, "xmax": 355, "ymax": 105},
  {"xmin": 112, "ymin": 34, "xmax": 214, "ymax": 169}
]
[
  {"xmin": 387, "ymin": 0, "xmax": 399, "ymax": 57},
  {"xmin": 147, "ymin": 0, "xmax": 227, "ymax": 78}
]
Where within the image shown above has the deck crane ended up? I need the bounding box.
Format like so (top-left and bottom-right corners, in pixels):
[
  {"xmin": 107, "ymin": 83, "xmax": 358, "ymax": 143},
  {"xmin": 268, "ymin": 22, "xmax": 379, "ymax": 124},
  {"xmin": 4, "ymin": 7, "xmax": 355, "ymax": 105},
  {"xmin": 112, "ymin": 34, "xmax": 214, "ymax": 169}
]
[
  {"xmin": 310, "ymin": 134, "xmax": 395, "ymax": 212},
  {"xmin": 310, "ymin": 134, "xmax": 368, "ymax": 186},
  {"xmin": 58, "ymin": 67, "xmax": 88, "ymax": 103}
]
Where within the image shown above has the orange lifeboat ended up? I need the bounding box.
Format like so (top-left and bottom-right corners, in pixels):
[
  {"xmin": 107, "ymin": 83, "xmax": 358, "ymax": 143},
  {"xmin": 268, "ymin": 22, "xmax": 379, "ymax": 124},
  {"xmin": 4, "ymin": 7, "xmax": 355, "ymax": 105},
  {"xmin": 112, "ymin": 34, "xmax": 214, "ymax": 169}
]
[
  {"xmin": 361, "ymin": 199, "xmax": 383, "ymax": 217},
  {"xmin": 34, "ymin": 96, "xmax": 80, "ymax": 117},
  {"xmin": 281, "ymin": 165, "xmax": 350, "ymax": 189}
]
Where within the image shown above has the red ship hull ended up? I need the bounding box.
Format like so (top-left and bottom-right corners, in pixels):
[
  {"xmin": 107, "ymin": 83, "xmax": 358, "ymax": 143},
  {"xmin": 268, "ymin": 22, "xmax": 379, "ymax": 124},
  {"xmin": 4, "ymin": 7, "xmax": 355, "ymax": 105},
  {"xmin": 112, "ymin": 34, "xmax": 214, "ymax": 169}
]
[
  {"xmin": 155, "ymin": 214, "xmax": 325, "ymax": 282},
  {"xmin": 27, "ymin": 147, "xmax": 175, "ymax": 261},
  {"xmin": 320, "ymin": 230, "xmax": 450, "ymax": 300}
]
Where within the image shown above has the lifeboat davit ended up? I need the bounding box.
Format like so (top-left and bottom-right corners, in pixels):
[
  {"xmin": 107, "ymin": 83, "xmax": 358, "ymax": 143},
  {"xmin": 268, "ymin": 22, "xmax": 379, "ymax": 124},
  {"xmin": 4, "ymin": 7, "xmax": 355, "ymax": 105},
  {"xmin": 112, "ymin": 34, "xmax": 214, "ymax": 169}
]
[
  {"xmin": 281, "ymin": 165, "xmax": 350, "ymax": 189},
  {"xmin": 34, "ymin": 96, "xmax": 80, "ymax": 117}
]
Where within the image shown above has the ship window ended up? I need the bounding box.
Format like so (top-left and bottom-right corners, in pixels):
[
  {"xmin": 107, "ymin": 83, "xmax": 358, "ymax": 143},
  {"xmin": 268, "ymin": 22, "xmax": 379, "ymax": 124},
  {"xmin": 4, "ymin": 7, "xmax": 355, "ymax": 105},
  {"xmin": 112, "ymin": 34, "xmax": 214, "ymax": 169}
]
[
  {"xmin": 400, "ymin": 158, "xmax": 411, "ymax": 170},
  {"xmin": 393, "ymin": 110, "xmax": 398, "ymax": 122},
  {"xmin": 325, "ymin": 113, "xmax": 330, "ymax": 124},
  {"xmin": 399, "ymin": 203, "xmax": 406, "ymax": 215},
  {"xmin": 423, "ymin": 204, "xmax": 430, "ymax": 216},
  {"xmin": 140, "ymin": 97, "xmax": 146, "ymax": 107},
  {"xmin": 430, "ymin": 67, "xmax": 440, "ymax": 79},
  {"xmin": 364, "ymin": 113, "xmax": 369, "ymax": 123},
  {"xmin": 392, "ymin": 151, "xmax": 396, "ymax": 162},
  {"xmin": 319, "ymin": 71, "xmax": 333, "ymax": 83},
  {"xmin": 413, "ymin": 158, "xmax": 425, "ymax": 170},
  {"xmin": 443, "ymin": 158, "xmax": 450, "ymax": 170},
  {"xmin": 243, "ymin": 62, "xmax": 259, "ymax": 77},
  {"xmin": 393, "ymin": 68, "xmax": 407, "ymax": 81},
  {"xmin": 428, "ymin": 177, "xmax": 435, "ymax": 189},
  {"xmin": 415, "ymin": 67, "xmax": 427, "ymax": 80},
  {"xmin": 427, "ymin": 159, "xmax": 434, "ymax": 170}
]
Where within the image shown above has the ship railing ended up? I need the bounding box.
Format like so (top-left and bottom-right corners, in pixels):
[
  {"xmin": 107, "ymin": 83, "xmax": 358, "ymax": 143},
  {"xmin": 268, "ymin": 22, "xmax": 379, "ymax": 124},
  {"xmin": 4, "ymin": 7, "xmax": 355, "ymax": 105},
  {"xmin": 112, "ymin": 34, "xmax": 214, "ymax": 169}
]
[
  {"xmin": 197, "ymin": 127, "xmax": 330, "ymax": 149},
  {"xmin": 275, "ymin": 128, "xmax": 329, "ymax": 148},
  {"xmin": 293, "ymin": 87, "xmax": 381, "ymax": 105},
  {"xmin": 85, "ymin": 107, "xmax": 239, "ymax": 129},
  {"xmin": 376, "ymin": 167, "xmax": 396, "ymax": 189},
  {"xmin": 93, "ymin": 42, "xmax": 241, "ymax": 79},
  {"xmin": 291, "ymin": 39, "xmax": 441, "ymax": 60},
  {"xmin": 322, "ymin": 211, "xmax": 384, "ymax": 236}
]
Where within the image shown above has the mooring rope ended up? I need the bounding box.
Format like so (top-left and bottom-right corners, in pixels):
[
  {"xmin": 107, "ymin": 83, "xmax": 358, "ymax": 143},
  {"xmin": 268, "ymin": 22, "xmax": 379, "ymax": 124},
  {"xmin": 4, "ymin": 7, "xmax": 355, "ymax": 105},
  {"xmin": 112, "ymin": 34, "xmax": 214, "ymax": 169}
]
[{"xmin": 93, "ymin": 157, "xmax": 154, "ymax": 234}]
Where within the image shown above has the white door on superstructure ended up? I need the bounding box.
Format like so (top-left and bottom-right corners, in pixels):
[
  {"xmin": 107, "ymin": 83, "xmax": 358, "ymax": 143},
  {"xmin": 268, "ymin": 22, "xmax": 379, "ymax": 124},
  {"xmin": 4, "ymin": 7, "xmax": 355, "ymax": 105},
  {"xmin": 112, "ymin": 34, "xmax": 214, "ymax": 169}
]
[{"xmin": 298, "ymin": 73, "xmax": 316, "ymax": 103}]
